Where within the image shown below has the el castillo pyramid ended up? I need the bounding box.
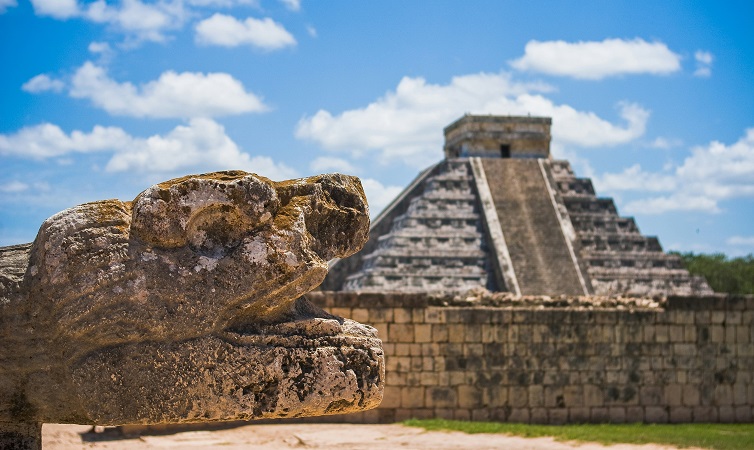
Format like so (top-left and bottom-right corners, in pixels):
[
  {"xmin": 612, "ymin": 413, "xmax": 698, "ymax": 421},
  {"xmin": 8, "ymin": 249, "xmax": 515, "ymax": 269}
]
[{"xmin": 324, "ymin": 115, "xmax": 712, "ymax": 297}]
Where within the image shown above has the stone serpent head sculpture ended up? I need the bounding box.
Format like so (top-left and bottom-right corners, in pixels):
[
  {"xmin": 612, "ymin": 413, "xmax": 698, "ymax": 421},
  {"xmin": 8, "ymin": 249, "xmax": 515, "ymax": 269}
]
[{"xmin": 0, "ymin": 171, "xmax": 383, "ymax": 442}]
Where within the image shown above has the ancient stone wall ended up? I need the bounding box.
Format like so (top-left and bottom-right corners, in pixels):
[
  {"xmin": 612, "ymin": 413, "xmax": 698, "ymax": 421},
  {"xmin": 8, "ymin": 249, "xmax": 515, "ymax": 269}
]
[{"xmin": 309, "ymin": 292, "xmax": 753, "ymax": 424}]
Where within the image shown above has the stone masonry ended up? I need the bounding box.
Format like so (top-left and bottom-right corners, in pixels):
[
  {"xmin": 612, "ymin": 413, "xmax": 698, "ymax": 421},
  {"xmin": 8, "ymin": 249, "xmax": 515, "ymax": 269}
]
[
  {"xmin": 324, "ymin": 115, "xmax": 712, "ymax": 297},
  {"xmin": 309, "ymin": 291, "xmax": 754, "ymax": 424}
]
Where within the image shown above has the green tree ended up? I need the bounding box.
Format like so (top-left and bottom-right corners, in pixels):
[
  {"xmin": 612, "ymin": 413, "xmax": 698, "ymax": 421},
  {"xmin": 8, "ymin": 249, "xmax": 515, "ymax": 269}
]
[{"xmin": 673, "ymin": 252, "xmax": 754, "ymax": 294}]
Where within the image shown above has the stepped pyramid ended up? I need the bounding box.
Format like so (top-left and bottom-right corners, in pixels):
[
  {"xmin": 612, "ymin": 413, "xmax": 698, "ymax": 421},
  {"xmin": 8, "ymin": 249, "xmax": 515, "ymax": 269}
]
[{"xmin": 324, "ymin": 115, "xmax": 712, "ymax": 296}]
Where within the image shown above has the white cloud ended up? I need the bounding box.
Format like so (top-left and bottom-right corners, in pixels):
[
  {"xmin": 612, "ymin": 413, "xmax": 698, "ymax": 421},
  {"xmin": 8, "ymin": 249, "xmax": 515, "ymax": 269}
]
[
  {"xmin": 69, "ymin": 62, "xmax": 266, "ymax": 118},
  {"xmin": 306, "ymin": 25, "xmax": 317, "ymax": 38},
  {"xmin": 649, "ymin": 136, "xmax": 683, "ymax": 149},
  {"xmin": 695, "ymin": 50, "xmax": 713, "ymax": 65},
  {"xmin": 0, "ymin": 0, "xmax": 17, "ymax": 14},
  {"xmin": 599, "ymin": 128, "xmax": 754, "ymax": 214},
  {"xmin": 30, "ymin": 0, "xmax": 78, "ymax": 18},
  {"xmin": 22, "ymin": 74, "xmax": 65, "ymax": 93},
  {"xmin": 510, "ymin": 38, "xmax": 682, "ymax": 80},
  {"xmin": 0, "ymin": 119, "xmax": 297, "ymax": 180},
  {"xmin": 360, "ymin": 178, "xmax": 404, "ymax": 218},
  {"xmin": 187, "ymin": 0, "xmax": 257, "ymax": 6},
  {"xmin": 88, "ymin": 41, "xmax": 115, "ymax": 63},
  {"xmin": 694, "ymin": 50, "xmax": 713, "ymax": 78},
  {"xmin": 106, "ymin": 118, "xmax": 297, "ymax": 178},
  {"xmin": 0, "ymin": 181, "xmax": 29, "ymax": 193},
  {"xmin": 310, "ymin": 156, "xmax": 359, "ymax": 174},
  {"xmin": 594, "ymin": 164, "xmax": 677, "ymax": 192},
  {"xmin": 30, "ymin": 0, "xmax": 188, "ymax": 43},
  {"xmin": 195, "ymin": 13, "xmax": 296, "ymax": 50},
  {"xmin": 279, "ymin": 0, "xmax": 300, "ymax": 11},
  {"xmin": 0, "ymin": 123, "xmax": 132, "ymax": 158},
  {"xmin": 727, "ymin": 236, "xmax": 754, "ymax": 247},
  {"xmin": 296, "ymin": 72, "xmax": 647, "ymax": 168}
]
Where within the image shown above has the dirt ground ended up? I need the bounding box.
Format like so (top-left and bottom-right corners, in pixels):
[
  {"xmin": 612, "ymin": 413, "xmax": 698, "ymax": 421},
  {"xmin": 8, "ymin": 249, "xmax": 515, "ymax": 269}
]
[{"xmin": 43, "ymin": 423, "xmax": 702, "ymax": 450}]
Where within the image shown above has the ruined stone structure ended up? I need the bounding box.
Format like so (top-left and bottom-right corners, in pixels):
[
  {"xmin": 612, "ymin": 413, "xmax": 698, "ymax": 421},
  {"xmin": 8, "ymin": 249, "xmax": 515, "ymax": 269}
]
[
  {"xmin": 0, "ymin": 171, "xmax": 384, "ymax": 449},
  {"xmin": 325, "ymin": 115, "xmax": 712, "ymax": 297}
]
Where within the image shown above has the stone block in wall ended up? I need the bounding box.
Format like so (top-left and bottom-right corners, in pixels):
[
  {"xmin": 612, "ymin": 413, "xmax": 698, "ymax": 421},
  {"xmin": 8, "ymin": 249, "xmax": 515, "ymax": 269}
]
[
  {"xmin": 434, "ymin": 408, "xmax": 455, "ymax": 420},
  {"xmin": 410, "ymin": 409, "xmax": 434, "ymax": 420},
  {"xmin": 420, "ymin": 372, "xmax": 439, "ymax": 386},
  {"xmin": 549, "ymin": 408, "xmax": 569, "ymax": 425},
  {"xmin": 719, "ymin": 406, "xmax": 736, "ymax": 422},
  {"xmin": 414, "ymin": 324, "xmax": 432, "ymax": 343},
  {"xmin": 669, "ymin": 325, "xmax": 684, "ymax": 343},
  {"xmin": 381, "ymin": 386, "xmax": 402, "ymax": 408},
  {"xmin": 669, "ymin": 406, "xmax": 692, "ymax": 423},
  {"xmin": 664, "ymin": 384, "xmax": 683, "ymax": 407},
  {"xmin": 734, "ymin": 406, "xmax": 752, "ymax": 422},
  {"xmin": 448, "ymin": 324, "xmax": 465, "ymax": 342},
  {"xmin": 446, "ymin": 309, "xmax": 473, "ymax": 323},
  {"xmin": 472, "ymin": 409, "xmax": 490, "ymax": 421},
  {"xmin": 389, "ymin": 323, "xmax": 414, "ymax": 342},
  {"xmin": 373, "ymin": 322, "xmax": 389, "ymax": 342},
  {"xmin": 481, "ymin": 324, "xmax": 496, "ymax": 343},
  {"xmin": 725, "ymin": 326, "xmax": 736, "ymax": 344},
  {"xmin": 488, "ymin": 309, "xmax": 511, "ymax": 324},
  {"xmin": 564, "ymin": 385, "xmax": 584, "ymax": 407},
  {"xmin": 453, "ymin": 409, "xmax": 471, "ymax": 421},
  {"xmin": 394, "ymin": 308, "xmax": 413, "ymax": 324},
  {"xmin": 692, "ymin": 406, "xmax": 717, "ymax": 422},
  {"xmin": 645, "ymin": 406, "xmax": 669, "ymax": 423},
  {"xmin": 590, "ymin": 407, "xmax": 609, "ymax": 423},
  {"xmin": 351, "ymin": 308, "xmax": 369, "ymax": 323},
  {"xmin": 733, "ymin": 383, "xmax": 748, "ymax": 406},
  {"xmin": 626, "ymin": 406, "xmax": 644, "ymax": 423},
  {"xmin": 432, "ymin": 324, "xmax": 449, "ymax": 342},
  {"xmin": 529, "ymin": 385, "xmax": 544, "ymax": 408},
  {"xmin": 424, "ymin": 308, "xmax": 446, "ymax": 323},
  {"xmin": 639, "ymin": 386, "xmax": 663, "ymax": 407},
  {"xmin": 421, "ymin": 343, "xmax": 441, "ymax": 356},
  {"xmin": 531, "ymin": 408, "xmax": 548, "ymax": 424},
  {"xmin": 394, "ymin": 343, "xmax": 410, "ymax": 356},
  {"xmin": 387, "ymin": 371, "xmax": 407, "ymax": 386},
  {"xmin": 563, "ymin": 408, "xmax": 586, "ymax": 425},
  {"xmin": 405, "ymin": 371, "xmax": 422, "ymax": 387},
  {"xmin": 507, "ymin": 408, "xmax": 530, "ymax": 423},
  {"xmin": 715, "ymin": 385, "xmax": 733, "ymax": 406},
  {"xmin": 401, "ymin": 387, "xmax": 425, "ymax": 408},
  {"xmin": 390, "ymin": 356, "xmax": 411, "ymax": 373},
  {"xmin": 465, "ymin": 325, "xmax": 482, "ymax": 342},
  {"xmin": 484, "ymin": 386, "xmax": 508, "ymax": 407},
  {"xmin": 369, "ymin": 308, "xmax": 393, "ymax": 323},
  {"xmin": 736, "ymin": 326, "xmax": 750, "ymax": 346},
  {"xmin": 510, "ymin": 386, "xmax": 529, "ymax": 408},
  {"xmin": 394, "ymin": 409, "xmax": 413, "ymax": 422},
  {"xmin": 695, "ymin": 310, "xmax": 711, "ymax": 325},
  {"xmin": 607, "ymin": 407, "xmax": 626, "ymax": 423},
  {"xmin": 447, "ymin": 371, "xmax": 465, "ymax": 386},
  {"xmin": 466, "ymin": 343, "xmax": 484, "ymax": 357},
  {"xmin": 682, "ymin": 385, "xmax": 700, "ymax": 406}
]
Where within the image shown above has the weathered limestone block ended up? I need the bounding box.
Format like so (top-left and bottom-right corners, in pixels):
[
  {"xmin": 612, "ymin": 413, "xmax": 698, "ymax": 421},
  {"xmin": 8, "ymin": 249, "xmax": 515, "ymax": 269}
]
[{"xmin": 0, "ymin": 171, "xmax": 382, "ymax": 448}]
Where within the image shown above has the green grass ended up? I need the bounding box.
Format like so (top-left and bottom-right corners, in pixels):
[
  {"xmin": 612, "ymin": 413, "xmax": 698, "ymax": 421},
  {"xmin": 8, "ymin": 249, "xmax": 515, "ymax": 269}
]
[{"xmin": 403, "ymin": 419, "xmax": 754, "ymax": 450}]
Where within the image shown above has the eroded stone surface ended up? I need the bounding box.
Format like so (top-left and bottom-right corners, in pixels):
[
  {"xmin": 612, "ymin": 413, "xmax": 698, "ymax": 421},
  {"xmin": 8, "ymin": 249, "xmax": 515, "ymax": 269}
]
[{"xmin": 0, "ymin": 171, "xmax": 381, "ymax": 431}]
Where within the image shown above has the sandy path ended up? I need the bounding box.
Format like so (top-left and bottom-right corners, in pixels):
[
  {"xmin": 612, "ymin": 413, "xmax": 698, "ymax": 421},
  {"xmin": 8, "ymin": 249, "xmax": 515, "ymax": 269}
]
[{"xmin": 43, "ymin": 423, "xmax": 701, "ymax": 450}]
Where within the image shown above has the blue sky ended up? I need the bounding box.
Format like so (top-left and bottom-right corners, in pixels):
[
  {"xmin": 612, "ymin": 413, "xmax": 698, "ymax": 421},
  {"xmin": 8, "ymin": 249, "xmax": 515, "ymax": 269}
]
[{"xmin": 1, "ymin": 0, "xmax": 753, "ymax": 256}]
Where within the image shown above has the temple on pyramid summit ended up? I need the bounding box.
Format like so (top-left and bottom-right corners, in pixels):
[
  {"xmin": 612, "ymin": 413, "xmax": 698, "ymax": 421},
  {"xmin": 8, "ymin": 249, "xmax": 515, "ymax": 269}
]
[{"xmin": 324, "ymin": 115, "xmax": 712, "ymax": 297}]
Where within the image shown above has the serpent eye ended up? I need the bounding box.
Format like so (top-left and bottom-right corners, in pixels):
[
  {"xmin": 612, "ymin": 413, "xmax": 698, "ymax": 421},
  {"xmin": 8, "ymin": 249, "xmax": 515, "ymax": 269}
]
[{"xmin": 186, "ymin": 204, "xmax": 250, "ymax": 255}]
